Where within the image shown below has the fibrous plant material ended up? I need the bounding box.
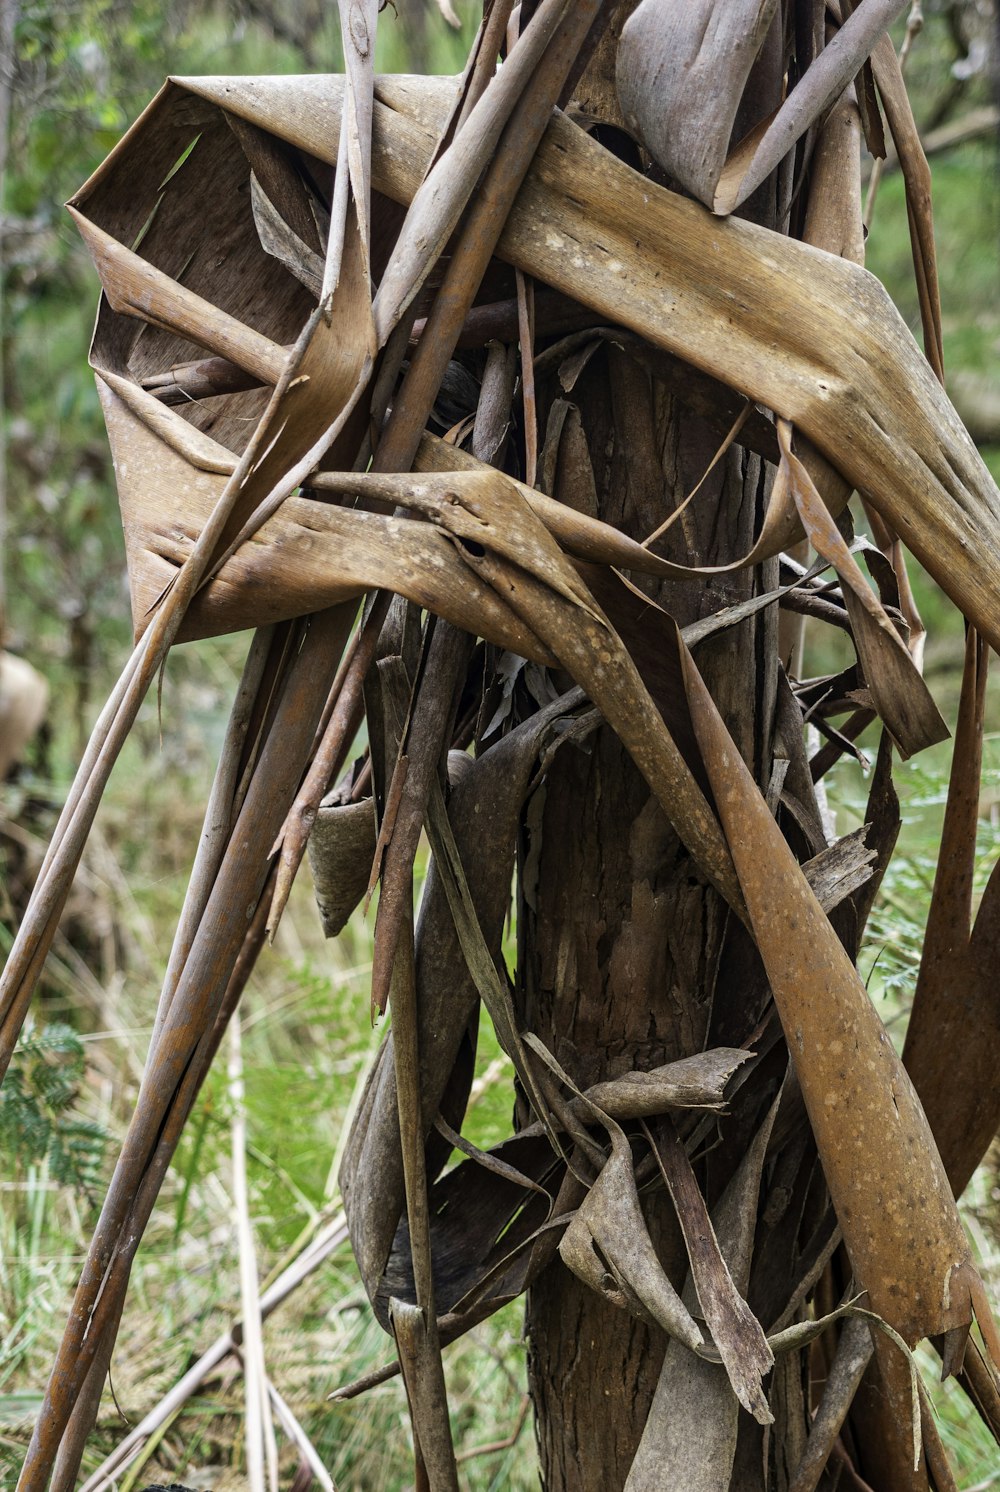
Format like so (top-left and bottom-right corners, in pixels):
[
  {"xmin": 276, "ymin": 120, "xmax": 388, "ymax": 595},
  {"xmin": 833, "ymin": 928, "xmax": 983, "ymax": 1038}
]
[
  {"xmin": 6, "ymin": 3, "xmax": 1000, "ymax": 1490},
  {"xmin": 157, "ymin": 70, "xmax": 1000, "ymax": 647},
  {"xmin": 615, "ymin": 0, "xmax": 910, "ymax": 215}
]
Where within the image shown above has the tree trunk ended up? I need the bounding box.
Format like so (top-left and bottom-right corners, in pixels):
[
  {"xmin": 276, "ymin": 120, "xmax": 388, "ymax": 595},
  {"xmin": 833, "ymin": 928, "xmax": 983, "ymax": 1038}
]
[{"xmin": 518, "ymin": 12, "xmax": 787, "ymax": 1487}]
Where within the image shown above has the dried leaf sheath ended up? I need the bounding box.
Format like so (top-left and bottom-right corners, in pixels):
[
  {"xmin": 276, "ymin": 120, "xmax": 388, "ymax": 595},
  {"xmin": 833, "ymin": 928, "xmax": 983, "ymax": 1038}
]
[
  {"xmin": 616, "ymin": 0, "xmax": 910, "ymax": 215},
  {"xmin": 91, "ymin": 356, "xmax": 747, "ymax": 914},
  {"xmin": 680, "ymin": 637, "xmax": 987, "ymax": 1352},
  {"xmin": 97, "ymin": 378, "xmax": 555, "ymax": 658},
  {"xmin": 9, "ymin": 8, "xmax": 1000, "ymax": 1488},
  {"xmin": 626, "ymin": 1093, "xmax": 781, "ymax": 1491},
  {"xmin": 158, "ymin": 71, "xmax": 1000, "ymax": 650},
  {"xmin": 904, "ymin": 629, "xmax": 1000, "ymax": 1196}
]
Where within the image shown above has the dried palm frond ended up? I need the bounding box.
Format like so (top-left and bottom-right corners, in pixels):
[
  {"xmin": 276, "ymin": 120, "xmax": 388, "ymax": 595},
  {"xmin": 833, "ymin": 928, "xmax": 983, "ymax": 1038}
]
[{"xmin": 6, "ymin": 5, "xmax": 1000, "ymax": 1491}]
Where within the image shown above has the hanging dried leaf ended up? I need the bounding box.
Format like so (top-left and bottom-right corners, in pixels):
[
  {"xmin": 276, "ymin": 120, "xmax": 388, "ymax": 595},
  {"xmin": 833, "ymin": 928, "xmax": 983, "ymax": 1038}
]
[
  {"xmin": 307, "ymin": 793, "xmax": 376, "ymax": 937},
  {"xmin": 558, "ymin": 1125, "xmax": 706, "ymax": 1352},
  {"xmin": 341, "ymin": 691, "xmax": 585, "ymax": 1310},
  {"xmin": 777, "ymin": 421, "xmax": 947, "ymax": 757},
  {"xmin": 646, "ymin": 1119, "xmax": 774, "ymax": 1423},
  {"xmin": 626, "ymin": 1087, "xmax": 781, "ymax": 1491},
  {"xmin": 679, "ymin": 636, "xmax": 993, "ymax": 1353},
  {"xmin": 904, "ymin": 631, "xmax": 1000, "ymax": 1196}
]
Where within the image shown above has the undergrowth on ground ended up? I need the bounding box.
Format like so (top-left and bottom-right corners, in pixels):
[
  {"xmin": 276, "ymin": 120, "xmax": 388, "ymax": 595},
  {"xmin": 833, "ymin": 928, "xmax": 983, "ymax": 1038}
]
[{"xmin": 3, "ymin": 731, "xmax": 1000, "ymax": 1489}]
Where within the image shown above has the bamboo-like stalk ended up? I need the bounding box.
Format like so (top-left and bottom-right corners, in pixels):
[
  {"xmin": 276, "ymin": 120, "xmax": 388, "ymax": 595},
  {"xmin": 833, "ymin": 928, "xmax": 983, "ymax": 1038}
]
[
  {"xmin": 788, "ymin": 1318, "xmax": 874, "ymax": 1492},
  {"xmin": 387, "ymin": 910, "xmax": 459, "ymax": 1490},
  {"xmin": 153, "ymin": 625, "xmax": 278, "ymax": 1047},
  {"xmin": 266, "ymin": 1376, "xmax": 336, "ymax": 1492},
  {"xmin": 17, "ymin": 607, "xmax": 354, "ymax": 1489}
]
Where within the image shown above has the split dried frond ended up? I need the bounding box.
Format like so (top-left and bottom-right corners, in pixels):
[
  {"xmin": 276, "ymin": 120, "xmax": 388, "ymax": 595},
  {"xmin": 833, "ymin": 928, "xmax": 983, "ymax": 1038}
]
[{"xmin": 6, "ymin": 6, "xmax": 1000, "ymax": 1491}]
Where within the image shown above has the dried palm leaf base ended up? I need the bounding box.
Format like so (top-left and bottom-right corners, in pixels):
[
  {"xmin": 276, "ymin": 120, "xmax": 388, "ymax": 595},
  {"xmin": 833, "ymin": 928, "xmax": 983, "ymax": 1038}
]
[
  {"xmin": 70, "ymin": 73, "xmax": 1000, "ymax": 657},
  {"xmin": 17, "ymin": 25, "xmax": 1000, "ymax": 1492}
]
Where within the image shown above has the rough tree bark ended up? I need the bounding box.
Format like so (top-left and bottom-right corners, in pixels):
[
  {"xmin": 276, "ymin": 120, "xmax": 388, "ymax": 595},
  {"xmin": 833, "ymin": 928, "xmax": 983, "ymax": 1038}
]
[{"xmin": 518, "ymin": 10, "xmax": 786, "ymax": 1485}]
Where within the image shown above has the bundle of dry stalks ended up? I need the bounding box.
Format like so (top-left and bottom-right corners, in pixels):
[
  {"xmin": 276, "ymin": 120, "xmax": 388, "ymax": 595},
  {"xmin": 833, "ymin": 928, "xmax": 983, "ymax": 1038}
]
[{"xmin": 5, "ymin": 2, "xmax": 1000, "ymax": 1489}]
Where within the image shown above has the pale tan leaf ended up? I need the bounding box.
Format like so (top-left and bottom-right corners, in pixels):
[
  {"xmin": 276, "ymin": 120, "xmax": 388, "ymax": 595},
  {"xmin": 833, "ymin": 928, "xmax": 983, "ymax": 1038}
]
[
  {"xmin": 679, "ymin": 636, "xmax": 991, "ymax": 1351},
  {"xmin": 777, "ymin": 421, "xmax": 947, "ymax": 758},
  {"xmin": 172, "ymin": 70, "xmax": 1000, "ymax": 648},
  {"xmin": 558, "ymin": 1125, "xmax": 706, "ymax": 1352},
  {"xmin": 617, "ymin": 0, "xmax": 908, "ymax": 215}
]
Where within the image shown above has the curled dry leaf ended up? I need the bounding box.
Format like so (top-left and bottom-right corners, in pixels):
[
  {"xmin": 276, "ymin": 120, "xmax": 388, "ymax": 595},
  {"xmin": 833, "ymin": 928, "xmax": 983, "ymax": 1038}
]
[
  {"xmin": 647, "ymin": 1119, "xmax": 774, "ymax": 1424},
  {"xmin": 69, "ymin": 72, "xmax": 1000, "ymax": 674},
  {"xmin": 679, "ymin": 636, "xmax": 994, "ymax": 1355},
  {"xmin": 558, "ymin": 1126, "xmax": 706, "ymax": 1352},
  {"xmin": 517, "ymin": 1048, "xmax": 755, "ymax": 1133},
  {"xmin": 250, "ymin": 173, "xmax": 324, "ymax": 298},
  {"xmin": 616, "ymin": 0, "xmax": 909, "ymax": 215},
  {"xmin": 1, "ymin": 93, "xmax": 377, "ymax": 1081},
  {"xmin": 626, "ymin": 1089, "xmax": 782, "ymax": 1492},
  {"xmin": 616, "ymin": 0, "xmax": 781, "ymax": 212},
  {"xmin": 307, "ymin": 794, "xmax": 376, "ymax": 938},
  {"xmin": 95, "ymin": 383, "xmax": 552, "ymax": 656},
  {"xmin": 99, "ymin": 371, "xmax": 749, "ymax": 917},
  {"xmin": 152, "ymin": 71, "xmax": 1000, "ymax": 650},
  {"xmin": 776, "ymin": 420, "xmax": 946, "ymax": 758}
]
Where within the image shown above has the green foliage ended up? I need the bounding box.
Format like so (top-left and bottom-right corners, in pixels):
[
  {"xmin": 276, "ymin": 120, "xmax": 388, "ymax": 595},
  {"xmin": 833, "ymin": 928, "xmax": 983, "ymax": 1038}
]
[
  {"xmin": 0, "ymin": 1021, "xmax": 107, "ymax": 1191},
  {"xmin": 830, "ymin": 734, "xmax": 1000, "ymax": 1030}
]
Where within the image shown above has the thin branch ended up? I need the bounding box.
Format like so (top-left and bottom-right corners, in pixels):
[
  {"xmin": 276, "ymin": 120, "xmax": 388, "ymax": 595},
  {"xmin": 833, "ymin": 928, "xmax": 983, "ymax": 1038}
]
[
  {"xmin": 77, "ymin": 1213, "xmax": 349, "ymax": 1492},
  {"xmin": 229, "ymin": 1014, "xmax": 279, "ymax": 1492}
]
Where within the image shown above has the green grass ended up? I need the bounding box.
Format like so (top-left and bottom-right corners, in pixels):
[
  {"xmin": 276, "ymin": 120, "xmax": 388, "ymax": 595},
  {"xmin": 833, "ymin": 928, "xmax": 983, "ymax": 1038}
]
[
  {"xmin": 0, "ymin": 819, "xmax": 537, "ymax": 1489},
  {"xmin": 5, "ymin": 708, "xmax": 1000, "ymax": 1489}
]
